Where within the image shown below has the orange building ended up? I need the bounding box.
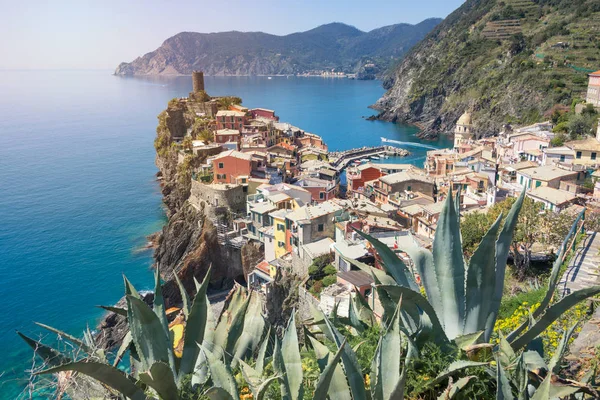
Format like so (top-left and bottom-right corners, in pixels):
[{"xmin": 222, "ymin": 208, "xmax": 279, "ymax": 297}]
[
  {"xmin": 347, "ymin": 164, "xmax": 384, "ymax": 195},
  {"xmin": 212, "ymin": 150, "xmax": 253, "ymax": 184}
]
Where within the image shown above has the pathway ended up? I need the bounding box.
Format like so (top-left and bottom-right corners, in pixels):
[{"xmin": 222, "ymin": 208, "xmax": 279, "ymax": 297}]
[
  {"xmin": 559, "ymin": 232, "xmax": 600, "ymax": 297},
  {"xmin": 560, "ymin": 232, "xmax": 600, "ymax": 368}
]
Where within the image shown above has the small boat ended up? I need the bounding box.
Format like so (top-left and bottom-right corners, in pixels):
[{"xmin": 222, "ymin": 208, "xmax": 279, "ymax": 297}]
[
  {"xmin": 360, "ymin": 158, "xmax": 369, "ymax": 164},
  {"xmin": 267, "ymin": 77, "xmax": 273, "ymax": 80},
  {"xmin": 371, "ymin": 156, "xmax": 380, "ymax": 160}
]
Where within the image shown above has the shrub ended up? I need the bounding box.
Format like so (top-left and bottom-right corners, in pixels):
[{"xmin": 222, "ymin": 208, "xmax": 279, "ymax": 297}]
[
  {"xmin": 322, "ymin": 275, "xmax": 337, "ymax": 287},
  {"xmin": 323, "ymin": 264, "xmax": 337, "ymax": 276}
]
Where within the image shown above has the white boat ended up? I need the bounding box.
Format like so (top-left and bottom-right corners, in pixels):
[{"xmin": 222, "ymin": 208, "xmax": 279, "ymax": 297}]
[
  {"xmin": 359, "ymin": 159, "xmax": 369, "ymax": 164},
  {"xmin": 370, "ymin": 156, "xmax": 380, "ymax": 160},
  {"xmin": 268, "ymin": 77, "xmax": 273, "ymax": 80}
]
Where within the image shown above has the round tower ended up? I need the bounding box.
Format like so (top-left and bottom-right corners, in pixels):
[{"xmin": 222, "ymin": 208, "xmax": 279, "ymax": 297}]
[{"xmin": 192, "ymin": 71, "xmax": 205, "ymax": 93}]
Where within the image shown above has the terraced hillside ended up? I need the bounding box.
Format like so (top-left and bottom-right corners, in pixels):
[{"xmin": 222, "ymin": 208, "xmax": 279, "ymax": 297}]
[{"xmin": 375, "ymin": 0, "xmax": 600, "ymax": 137}]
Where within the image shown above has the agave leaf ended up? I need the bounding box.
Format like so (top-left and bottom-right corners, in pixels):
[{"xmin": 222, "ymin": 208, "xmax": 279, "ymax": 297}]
[
  {"xmin": 313, "ymin": 340, "xmax": 347, "ymax": 400},
  {"xmin": 35, "ymin": 361, "xmax": 148, "ymax": 400},
  {"xmin": 348, "ymin": 294, "xmax": 367, "ymax": 333},
  {"xmin": 126, "ymin": 295, "xmax": 170, "ymax": 372},
  {"xmin": 438, "ymin": 376, "xmax": 474, "ymax": 400},
  {"xmin": 174, "ymin": 272, "xmax": 190, "ymax": 318},
  {"xmin": 549, "ymin": 384, "xmax": 581, "ymax": 398},
  {"xmin": 179, "ymin": 267, "xmax": 212, "ymax": 378},
  {"xmin": 199, "ymin": 344, "xmax": 238, "ymax": 399},
  {"xmin": 256, "ymin": 375, "xmax": 283, "ymax": 400},
  {"xmin": 464, "ymin": 214, "xmax": 503, "ymax": 335},
  {"xmin": 454, "ymin": 331, "xmax": 485, "ymax": 351},
  {"xmin": 153, "ymin": 268, "xmax": 177, "ymax": 376},
  {"xmin": 531, "ymin": 373, "xmax": 551, "ymax": 400},
  {"xmin": 372, "ymin": 298, "xmax": 404, "ymax": 400},
  {"xmin": 213, "ymin": 286, "xmax": 247, "ymax": 351},
  {"xmin": 233, "ymin": 292, "xmax": 266, "ymax": 362},
  {"xmin": 114, "ymin": 331, "xmax": 133, "ymax": 367},
  {"xmin": 98, "ymin": 305, "xmax": 128, "ymax": 317},
  {"xmin": 204, "ymin": 387, "xmax": 235, "ymax": 400},
  {"xmin": 255, "ymin": 326, "xmax": 270, "ymax": 375},
  {"xmin": 273, "ymin": 336, "xmax": 291, "ymax": 400},
  {"xmin": 497, "ymin": 332, "xmax": 516, "ymax": 367},
  {"xmin": 352, "ymin": 289, "xmax": 376, "ymax": 327},
  {"xmin": 139, "ymin": 361, "xmax": 178, "ymax": 400},
  {"xmin": 486, "ymin": 190, "xmax": 525, "ymax": 340},
  {"xmin": 281, "ymin": 312, "xmax": 303, "ymax": 400},
  {"xmin": 123, "ymin": 275, "xmax": 142, "ymax": 299},
  {"xmin": 314, "ymin": 306, "xmax": 367, "ymax": 400},
  {"xmin": 496, "ymin": 358, "xmax": 513, "ymax": 400},
  {"xmin": 354, "ymin": 229, "xmax": 419, "ymax": 291},
  {"xmin": 510, "ymin": 286, "xmax": 600, "ymax": 351},
  {"xmin": 427, "ymin": 360, "xmax": 489, "ymax": 389},
  {"xmin": 308, "ymin": 336, "xmax": 351, "ymax": 400},
  {"xmin": 402, "ymin": 244, "xmax": 442, "ymax": 321},
  {"xmin": 432, "ymin": 187, "xmax": 468, "ymax": 340},
  {"xmin": 33, "ymin": 322, "xmax": 93, "ymax": 354},
  {"xmin": 225, "ymin": 292, "xmax": 251, "ymax": 367},
  {"xmin": 238, "ymin": 359, "xmax": 261, "ymax": 395},
  {"xmin": 18, "ymin": 332, "xmax": 72, "ymax": 367},
  {"xmin": 522, "ymin": 350, "xmax": 547, "ymax": 372},
  {"xmin": 378, "ymin": 285, "xmax": 448, "ymax": 344},
  {"xmin": 549, "ymin": 320, "xmax": 580, "ymax": 373}
]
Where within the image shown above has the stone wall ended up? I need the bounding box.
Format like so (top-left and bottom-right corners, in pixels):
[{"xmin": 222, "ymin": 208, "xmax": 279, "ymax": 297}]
[{"xmin": 189, "ymin": 180, "xmax": 246, "ymax": 215}]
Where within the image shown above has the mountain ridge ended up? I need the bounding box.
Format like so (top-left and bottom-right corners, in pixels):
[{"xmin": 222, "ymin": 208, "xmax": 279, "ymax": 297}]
[
  {"xmin": 114, "ymin": 19, "xmax": 442, "ymax": 77},
  {"xmin": 374, "ymin": 0, "xmax": 600, "ymax": 136}
]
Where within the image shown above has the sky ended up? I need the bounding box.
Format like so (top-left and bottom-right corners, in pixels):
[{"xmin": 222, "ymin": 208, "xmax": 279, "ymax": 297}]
[{"xmin": 0, "ymin": 0, "xmax": 464, "ymax": 70}]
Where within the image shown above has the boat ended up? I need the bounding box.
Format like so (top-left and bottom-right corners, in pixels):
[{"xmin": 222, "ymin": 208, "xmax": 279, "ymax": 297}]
[
  {"xmin": 268, "ymin": 77, "xmax": 273, "ymax": 80},
  {"xmin": 359, "ymin": 158, "xmax": 369, "ymax": 164},
  {"xmin": 370, "ymin": 156, "xmax": 380, "ymax": 160}
]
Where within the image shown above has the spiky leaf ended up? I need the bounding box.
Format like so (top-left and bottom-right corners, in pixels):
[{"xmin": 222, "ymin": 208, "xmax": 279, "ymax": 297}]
[
  {"xmin": 200, "ymin": 344, "xmax": 237, "ymax": 399},
  {"xmin": 309, "ymin": 336, "xmax": 351, "ymax": 400},
  {"xmin": 510, "ymin": 286, "xmax": 600, "ymax": 351},
  {"xmin": 18, "ymin": 332, "xmax": 71, "ymax": 367},
  {"xmin": 33, "ymin": 322, "xmax": 92, "ymax": 354},
  {"xmin": 139, "ymin": 361, "xmax": 178, "ymax": 400},
  {"xmin": 36, "ymin": 361, "xmax": 147, "ymax": 400},
  {"xmin": 432, "ymin": 188, "xmax": 466, "ymax": 340},
  {"xmin": 179, "ymin": 268, "xmax": 212, "ymax": 378},
  {"xmin": 281, "ymin": 313, "xmax": 303, "ymax": 400},
  {"xmin": 313, "ymin": 340, "xmax": 347, "ymax": 400},
  {"xmin": 372, "ymin": 298, "xmax": 404, "ymax": 400},
  {"xmin": 496, "ymin": 358, "xmax": 514, "ymax": 400},
  {"xmin": 98, "ymin": 305, "xmax": 128, "ymax": 317},
  {"xmin": 126, "ymin": 295, "xmax": 169, "ymax": 372},
  {"xmin": 233, "ymin": 291, "xmax": 266, "ymax": 362},
  {"xmin": 114, "ymin": 331, "xmax": 132, "ymax": 367},
  {"xmin": 174, "ymin": 272, "xmax": 191, "ymax": 318}
]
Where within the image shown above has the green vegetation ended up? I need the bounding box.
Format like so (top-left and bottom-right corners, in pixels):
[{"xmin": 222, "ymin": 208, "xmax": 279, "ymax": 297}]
[
  {"xmin": 307, "ymin": 254, "xmax": 337, "ymax": 296},
  {"xmin": 387, "ymin": 0, "xmax": 600, "ymax": 133},
  {"xmin": 20, "ymin": 189, "xmax": 600, "ymax": 399}
]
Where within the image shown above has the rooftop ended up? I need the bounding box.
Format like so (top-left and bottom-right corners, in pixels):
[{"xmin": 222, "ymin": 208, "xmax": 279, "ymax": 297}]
[
  {"xmin": 379, "ymin": 171, "xmax": 433, "ymax": 186},
  {"xmin": 268, "ymin": 193, "xmax": 292, "ymax": 204},
  {"xmin": 527, "ymin": 186, "xmax": 576, "ymax": 206},
  {"xmin": 214, "ymin": 150, "xmax": 253, "ymax": 161},
  {"xmin": 544, "ymin": 146, "xmax": 574, "ymax": 156},
  {"xmin": 303, "ymin": 238, "xmax": 334, "ymax": 259},
  {"xmin": 216, "ymin": 129, "xmax": 240, "ymax": 136},
  {"xmin": 565, "ymin": 137, "xmax": 600, "ymax": 152},
  {"xmin": 250, "ymin": 202, "xmax": 277, "ymax": 215},
  {"xmin": 216, "ymin": 110, "xmax": 246, "ymax": 117},
  {"xmin": 519, "ymin": 166, "xmax": 577, "ymax": 181},
  {"xmin": 337, "ymin": 270, "xmax": 374, "ymax": 288}
]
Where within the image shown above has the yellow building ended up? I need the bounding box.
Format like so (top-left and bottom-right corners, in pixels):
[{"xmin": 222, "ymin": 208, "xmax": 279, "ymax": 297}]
[
  {"xmin": 270, "ymin": 209, "xmax": 291, "ymax": 258},
  {"xmin": 454, "ymin": 112, "xmax": 474, "ymax": 150}
]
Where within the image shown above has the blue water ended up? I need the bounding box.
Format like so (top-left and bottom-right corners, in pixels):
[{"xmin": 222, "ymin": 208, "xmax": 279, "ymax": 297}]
[{"xmin": 0, "ymin": 71, "xmax": 450, "ymax": 398}]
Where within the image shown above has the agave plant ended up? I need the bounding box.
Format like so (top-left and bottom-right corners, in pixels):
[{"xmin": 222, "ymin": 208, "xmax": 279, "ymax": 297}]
[{"xmin": 349, "ymin": 189, "xmax": 600, "ymax": 352}]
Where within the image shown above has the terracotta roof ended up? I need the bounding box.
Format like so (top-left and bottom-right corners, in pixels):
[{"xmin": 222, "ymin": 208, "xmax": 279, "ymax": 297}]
[
  {"xmin": 214, "ymin": 150, "xmax": 252, "ymax": 161},
  {"xmin": 565, "ymin": 137, "xmax": 600, "ymax": 152},
  {"xmin": 589, "ymin": 70, "xmax": 600, "ymax": 77}
]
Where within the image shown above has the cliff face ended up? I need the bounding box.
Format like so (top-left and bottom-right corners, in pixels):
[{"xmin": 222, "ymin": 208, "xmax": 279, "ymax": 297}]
[
  {"xmin": 114, "ymin": 20, "xmax": 441, "ymax": 77},
  {"xmin": 375, "ymin": 0, "xmax": 600, "ymax": 137}
]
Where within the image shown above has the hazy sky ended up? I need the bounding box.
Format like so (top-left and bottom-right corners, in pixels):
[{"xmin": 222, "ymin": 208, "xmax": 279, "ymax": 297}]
[{"xmin": 0, "ymin": 0, "xmax": 464, "ymax": 70}]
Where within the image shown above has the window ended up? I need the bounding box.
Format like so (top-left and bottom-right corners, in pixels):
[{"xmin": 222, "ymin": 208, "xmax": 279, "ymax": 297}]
[
  {"xmin": 592, "ymin": 152, "xmax": 597, "ymax": 160},
  {"xmin": 277, "ymin": 224, "xmax": 285, "ymax": 232},
  {"xmin": 407, "ymin": 185, "xmax": 412, "ymax": 191},
  {"xmin": 319, "ymin": 192, "xmax": 325, "ymax": 200},
  {"xmin": 560, "ymin": 155, "xmax": 565, "ymax": 162},
  {"xmin": 576, "ymin": 151, "xmax": 582, "ymax": 159},
  {"xmin": 241, "ymin": 178, "xmax": 247, "ymax": 184},
  {"xmin": 278, "ymin": 241, "xmax": 285, "ymax": 248},
  {"xmin": 535, "ymin": 180, "xmax": 542, "ymax": 188},
  {"xmin": 218, "ymin": 162, "xmax": 224, "ymax": 169},
  {"xmin": 318, "ymin": 224, "xmax": 324, "ymax": 232},
  {"xmin": 216, "ymin": 174, "xmax": 226, "ymax": 180},
  {"xmin": 257, "ymin": 214, "xmax": 262, "ymax": 224}
]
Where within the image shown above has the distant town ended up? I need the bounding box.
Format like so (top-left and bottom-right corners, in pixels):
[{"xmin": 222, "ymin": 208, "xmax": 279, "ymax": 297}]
[{"xmin": 167, "ymin": 70, "xmax": 600, "ymax": 318}]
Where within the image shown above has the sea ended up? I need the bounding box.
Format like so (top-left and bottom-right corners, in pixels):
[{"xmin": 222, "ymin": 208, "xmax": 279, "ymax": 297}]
[{"xmin": 0, "ymin": 70, "xmax": 451, "ymax": 398}]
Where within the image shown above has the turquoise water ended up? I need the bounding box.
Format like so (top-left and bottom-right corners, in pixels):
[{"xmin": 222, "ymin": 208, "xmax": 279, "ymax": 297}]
[{"xmin": 0, "ymin": 71, "xmax": 450, "ymax": 398}]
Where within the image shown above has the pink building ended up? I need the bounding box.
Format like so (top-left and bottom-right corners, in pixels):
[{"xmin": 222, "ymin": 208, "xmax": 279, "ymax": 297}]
[{"xmin": 250, "ymin": 108, "xmax": 279, "ymax": 121}]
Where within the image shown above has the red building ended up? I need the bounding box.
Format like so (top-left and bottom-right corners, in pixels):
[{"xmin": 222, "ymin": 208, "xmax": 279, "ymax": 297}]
[
  {"xmin": 294, "ymin": 177, "xmax": 337, "ymax": 203},
  {"xmin": 212, "ymin": 150, "xmax": 253, "ymax": 184},
  {"xmin": 215, "ymin": 129, "xmax": 241, "ymax": 147},
  {"xmin": 250, "ymin": 108, "xmax": 279, "ymax": 121},
  {"xmin": 216, "ymin": 110, "xmax": 248, "ymax": 131},
  {"xmin": 347, "ymin": 164, "xmax": 384, "ymax": 195}
]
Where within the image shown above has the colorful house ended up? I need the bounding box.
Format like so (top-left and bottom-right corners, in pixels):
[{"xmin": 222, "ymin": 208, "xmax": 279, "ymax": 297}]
[{"xmin": 212, "ymin": 150, "xmax": 253, "ymax": 184}]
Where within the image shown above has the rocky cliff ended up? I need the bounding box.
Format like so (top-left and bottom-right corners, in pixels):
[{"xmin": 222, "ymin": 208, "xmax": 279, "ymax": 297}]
[
  {"xmin": 374, "ymin": 0, "xmax": 600, "ymax": 137},
  {"xmin": 114, "ymin": 20, "xmax": 441, "ymax": 77}
]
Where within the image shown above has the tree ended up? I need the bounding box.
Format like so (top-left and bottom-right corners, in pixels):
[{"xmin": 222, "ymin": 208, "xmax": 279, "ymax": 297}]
[
  {"xmin": 182, "ymin": 135, "xmax": 193, "ymax": 152},
  {"xmin": 487, "ymin": 196, "xmax": 543, "ymax": 279},
  {"xmin": 198, "ymin": 129, "xmax": 214, "ymax": 143},
  {"xmin": 568, "ymin": 114, "xmax": 593, "ymax": 139},
  {"xmin": 550, "ymin": 132, "xmax": 567, "ymax": 147},
  {"xmin": 460, "ymin": 211, "xmax": 490, "ymax": 257}
]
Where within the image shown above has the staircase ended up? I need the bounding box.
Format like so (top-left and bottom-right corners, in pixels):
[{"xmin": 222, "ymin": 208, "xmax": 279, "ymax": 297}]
[{"xmin": 559, "ymin": 232, "xmax": 600, "ymax": 297}]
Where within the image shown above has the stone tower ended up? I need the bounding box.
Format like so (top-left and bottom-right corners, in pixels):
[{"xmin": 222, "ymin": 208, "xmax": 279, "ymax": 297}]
[
  {"xmin": 192, "ymin": 71, "xmax": 205, "ymax": 93},
  {"xmin": 454, "ymin": 112, "xmax": 473, "ymax": 150}
]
